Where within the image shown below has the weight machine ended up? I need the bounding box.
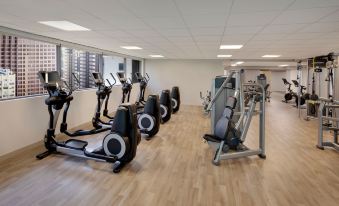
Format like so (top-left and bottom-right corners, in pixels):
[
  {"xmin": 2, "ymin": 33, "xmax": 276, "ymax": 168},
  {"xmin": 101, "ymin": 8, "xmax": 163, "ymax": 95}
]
[
  {"xmin": 317, "ymin": 98, "xmax": 339, "ymax": 152},
  {"xmin": 203, "ymin": 69, "xmax": 266, "ymax": 164}
]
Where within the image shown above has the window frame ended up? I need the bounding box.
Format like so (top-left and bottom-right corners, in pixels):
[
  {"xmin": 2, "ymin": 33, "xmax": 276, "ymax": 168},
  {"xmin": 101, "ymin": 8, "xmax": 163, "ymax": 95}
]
[{"xmin": 0, "ymin": 28, "xmax": 143, "ymax": 101}]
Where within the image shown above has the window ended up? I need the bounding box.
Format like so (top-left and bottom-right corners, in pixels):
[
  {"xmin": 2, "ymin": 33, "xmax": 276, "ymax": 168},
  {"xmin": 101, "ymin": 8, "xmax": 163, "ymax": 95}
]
[
  {"xmin": 0, "ymin": 32, "xmax": 142, "ymax": 100},
  {"xmin": 61, "ymin": 47, "xmax": 100, "ymax": 89},
  {"xmin": 126, "ymin": 58, "xmax": 142, "ymax": 83},
  {"xmin": 0, "ymin": 34, "xmax": 57, "ymax": 99},
  {"xmin": 132, "ymin": 60, "xmax": 141, "ymax": 83},
  {"xmin": 103, "ymin": 55, "xmax": 125, "ymax": 86}
]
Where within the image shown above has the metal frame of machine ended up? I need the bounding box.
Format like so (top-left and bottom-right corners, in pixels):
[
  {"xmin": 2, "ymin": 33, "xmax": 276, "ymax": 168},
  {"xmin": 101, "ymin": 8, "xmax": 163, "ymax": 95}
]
[
  {"xmin": 204, "ymin": 69, "xmax": 266, "ymax": 163},
  {"xmin": 317, "ymin": 98, "xmax": 339, "ymax": 151}
]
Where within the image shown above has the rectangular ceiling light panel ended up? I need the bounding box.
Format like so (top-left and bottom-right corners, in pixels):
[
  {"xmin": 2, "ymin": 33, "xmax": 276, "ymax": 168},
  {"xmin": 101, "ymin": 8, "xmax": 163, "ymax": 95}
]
[
  {"xmin": 217, "ymin": 54, "xmax": 232, "ymax": 58},
  {"xmin": 121, "ymin": 46, "xmax": 143, "ymax": 50},
  {"xmin": 220, "ymin": 45, "xmax": 243, "ymax": 49},
  {"xmin": 39, "ymin": 21, "xmax": 90, "ymax": 31},
  {"xmin": 262, "ymin": 55, "xmax": 281, "ymax": 58},
  {"xmin": 149, "ymin": 55, "xmax": 164, "ymax": 58}
]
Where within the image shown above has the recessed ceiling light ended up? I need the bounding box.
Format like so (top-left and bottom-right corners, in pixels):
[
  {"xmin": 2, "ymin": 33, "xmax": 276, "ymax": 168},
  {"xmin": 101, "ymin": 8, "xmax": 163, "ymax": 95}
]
[
  {"xmin": 262, "ymin": 55, "xmax": 281, "ymax": 58},
  {"xmin": 121, "ymin": 46, "xmax": 143, "ymax": 50},
  {"xmin": 231, "ymin": 61, "xmax": 244, "ymax": 66},
  {"xmin": 38, "ymin": 21, "xmax": 90, "ymax": 31},
  {"xmin": 279, "ymin": 64, "xmax": 289, "ymax": 67},
  {"xmin": 220, "ymin": 45, "xmax": 243, "ymax": 49},
  {"xmin": 217, "ymin": 54, "xmax": 232, "ymax": 58},
  {"xmin": 149, "ymin": 55, "xmax": 164, "ymax": 58}
]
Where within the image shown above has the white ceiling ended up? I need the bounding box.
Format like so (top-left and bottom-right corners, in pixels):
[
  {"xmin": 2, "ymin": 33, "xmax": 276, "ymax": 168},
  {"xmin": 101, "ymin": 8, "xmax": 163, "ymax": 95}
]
[{"xmin": 0, "ymin": 0, "xmax": 339, "ymax": 62}]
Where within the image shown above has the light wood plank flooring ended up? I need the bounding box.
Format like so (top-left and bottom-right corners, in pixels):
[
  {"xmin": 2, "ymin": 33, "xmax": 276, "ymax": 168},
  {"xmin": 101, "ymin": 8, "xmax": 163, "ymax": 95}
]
[{"xmin": 0, "ymin": 93, "xmax": 338, "ymax": 206}]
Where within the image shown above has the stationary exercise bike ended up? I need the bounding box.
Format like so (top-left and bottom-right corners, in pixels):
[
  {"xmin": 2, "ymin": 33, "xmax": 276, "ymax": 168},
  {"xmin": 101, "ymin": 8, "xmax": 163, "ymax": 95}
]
[
  {"xmin": 36, "ymin": 71, "xmax": 141, "ymax": 173},
  {"xmin": 292, "ymin": 80, "xmax": 309, "ymax": 106},
  {"xmin": 282, "ymin": 78, "xmax": 295, "ymax": 103}
]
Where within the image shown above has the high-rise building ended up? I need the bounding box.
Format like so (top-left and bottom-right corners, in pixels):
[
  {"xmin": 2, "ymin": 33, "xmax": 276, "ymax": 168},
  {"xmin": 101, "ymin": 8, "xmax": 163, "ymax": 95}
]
[
  {"xmin": 0, "ymin": 68, "xmax": 16, "ymax": 99},
  {"xmin": 61, "ymin": 47, "xmax": 99, "ymax": 89},
  {"xmin": 0, "ymin": 35, "xmax": 57, "ymax": 98}
]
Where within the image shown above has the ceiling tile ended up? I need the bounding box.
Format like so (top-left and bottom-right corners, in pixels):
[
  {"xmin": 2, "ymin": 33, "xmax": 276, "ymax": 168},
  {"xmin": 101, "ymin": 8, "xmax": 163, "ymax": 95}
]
[
  {"xmin": 156, "ymin": 28, "xmax": 191, "ymax": 37},
  {"xmin": 221, "ymin": 34, "xmax": 254, "ymax": 44},
  {"xmin": 183, "ymin": 14, "xmax": 227, "ymax": 28},
  {"xmin": 299, "ymin": 22, "xmax": 339, "ymax": 33},
  {"xmin": 119, "ymin": 0, "xmax": 179, "ymax": 17},
  {"xmin": 253, "ymin": 33, "xmax": 286, "ymax": 41},
  {"xmin": 289, "ymin": 0, "xmax": 339, "ymax": 10},
  {"xmin": 228, "ymin": 11, "xmax": 281, "ymax": 26},
  {"xmin": 142, "ymin": 16, "xmax": 186, "ymax": 29},
  {"xmin": 260, "ymin": 24, "xmax": 307, "ymax": 34},
  {"xmin": 0, "ymin": 0, "xmax": 338, "ymax": 60},
  {"xmin": 190, "ymin": 27, "xmax": 224, "ymax": 36},
  {"xmin": 225, "ymin": 26, "xmax": 263, "ymax": 35},
  {"xmin": 232, "ymin": 0, "xmax": 295, "ymax": 13},
  {"xmin": 272, "ymin": 7, "xmax": 337, "ymax": 24},
  {"xmin": 175, "ymin": 0, "xmax": 232, "ymax": 15}
]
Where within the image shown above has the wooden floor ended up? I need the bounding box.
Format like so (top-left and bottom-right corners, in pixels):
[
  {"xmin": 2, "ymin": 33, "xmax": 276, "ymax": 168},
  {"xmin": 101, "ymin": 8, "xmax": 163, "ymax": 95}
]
[{"xmin": 0, "ymin": 93, "xmax": 338, "ymax": 206}]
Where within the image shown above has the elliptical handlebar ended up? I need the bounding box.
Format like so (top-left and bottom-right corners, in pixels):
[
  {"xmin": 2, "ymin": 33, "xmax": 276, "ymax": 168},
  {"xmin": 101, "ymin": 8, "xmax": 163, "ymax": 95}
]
[
  {"xmin": 110, "ymin": 73, "xmax": 118, "ymax": 85},
  {"xmin": 105, "ymin": 74, "xmax": 117, "ymax": 89},
  {"xmin": 128, "ymin": 77, "xmax": 133, "ymax": 85},
  {"xmin": 71, "ymin": 72, "xmax": 81, "ymax": 92},
  {"xmin": 62, "ymin": 81, "xmax": 74, "ymax": 96},
  {"xmin": 144, "ymin": 73, "xmax": 150, "ymax": 83},
  {"xmin": 106, "ymin": 79, "xmax": 113, "ymax": 88}
]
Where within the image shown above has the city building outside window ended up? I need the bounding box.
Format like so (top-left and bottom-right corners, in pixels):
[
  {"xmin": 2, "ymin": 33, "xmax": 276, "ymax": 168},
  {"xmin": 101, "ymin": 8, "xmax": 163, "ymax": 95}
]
[{"xmin": 0, "ymin": 34, "xmax": 56, "ymax": 99}]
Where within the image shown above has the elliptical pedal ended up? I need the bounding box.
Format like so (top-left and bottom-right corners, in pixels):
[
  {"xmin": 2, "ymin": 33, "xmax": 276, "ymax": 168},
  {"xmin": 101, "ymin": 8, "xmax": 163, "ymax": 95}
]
[{"xmin": 64, "ymin": 139, "xmax": 88, "ymax": 150}]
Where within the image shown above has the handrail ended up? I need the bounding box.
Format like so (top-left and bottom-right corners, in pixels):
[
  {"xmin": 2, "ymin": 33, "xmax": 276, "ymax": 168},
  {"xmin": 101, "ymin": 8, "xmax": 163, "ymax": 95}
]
[{"xmin": 318, "ymin": 97, "xmax": 339, "ymax": 104}]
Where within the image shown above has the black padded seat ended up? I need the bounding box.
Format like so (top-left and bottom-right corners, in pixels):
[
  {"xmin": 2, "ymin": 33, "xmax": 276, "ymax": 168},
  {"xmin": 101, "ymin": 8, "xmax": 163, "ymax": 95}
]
[{"xmin": 203, "ymin": 134, "xmax": 221, "ymax": 143}]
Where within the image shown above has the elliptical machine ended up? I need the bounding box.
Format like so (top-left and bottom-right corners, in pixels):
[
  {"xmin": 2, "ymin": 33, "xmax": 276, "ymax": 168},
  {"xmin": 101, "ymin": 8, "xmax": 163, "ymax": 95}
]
[
  {"xmin": 134, "ymin": 72, "xmax": 149, "ymax": 107},
  {"xmin": 133, "ymin": 72, "xmax": 161, "ymax": 138},
  {"xmin": 36, "ymin": 71, "xmax": 141, "ymax": 173},
  {"xmin": 160, "ymin": 90, "xmax": 172, "ymax": 123},
  {"xmin": 117, "ymin": 72, "xmax": 133, "ymax": 103},
  {"xmin": 137, "ymin": 95, "xmax": 161, "ymax": 139},
  {"xmin": 91, "ymin": 72, "xmax": 121, "ymax": 129},
  {"xmin": 171, "ymin": 87, "xmax": 180, "ymax": 113}
]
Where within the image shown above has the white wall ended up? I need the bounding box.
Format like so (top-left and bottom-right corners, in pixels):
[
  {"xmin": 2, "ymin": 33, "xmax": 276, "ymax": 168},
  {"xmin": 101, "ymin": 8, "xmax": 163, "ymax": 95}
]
[
  {"xmin": 145, "ymin": 59, "xmax": 224, "ymax": 105},
  {"xmin": 243, "ymin": 69, "xmax": 285, "ymax": 92},
  {"xmin": 0, "ymin": 85, "xmax": 139, "ymax": 156},
  {"xmin": 270, "ymin": 71, "xmax": 286, "ymax": 92},
  {"xmin": 243, "ymin": 69, "xmax": 260, "ymax": 82}
]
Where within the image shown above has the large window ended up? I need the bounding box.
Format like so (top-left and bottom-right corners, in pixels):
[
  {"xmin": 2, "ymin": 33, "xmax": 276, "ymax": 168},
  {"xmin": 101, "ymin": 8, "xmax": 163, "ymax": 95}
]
[
  {"xmin": 0, "ymin": 34, "xmax": 57, "ymax": 99},
  {"xmin": 103, "ymin": 55, "xmax": 125, "ymax": 86},
  {"xmin": 61, "ymin": 47, "xmax": 100, "ymax": 89},
  {"xmin": 0, "ymin": 32, "xmax": 142, "ymax": 100},
  {"xmin": 131, "ymin": 60, "xmax": 141, "ymax": 83}
]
